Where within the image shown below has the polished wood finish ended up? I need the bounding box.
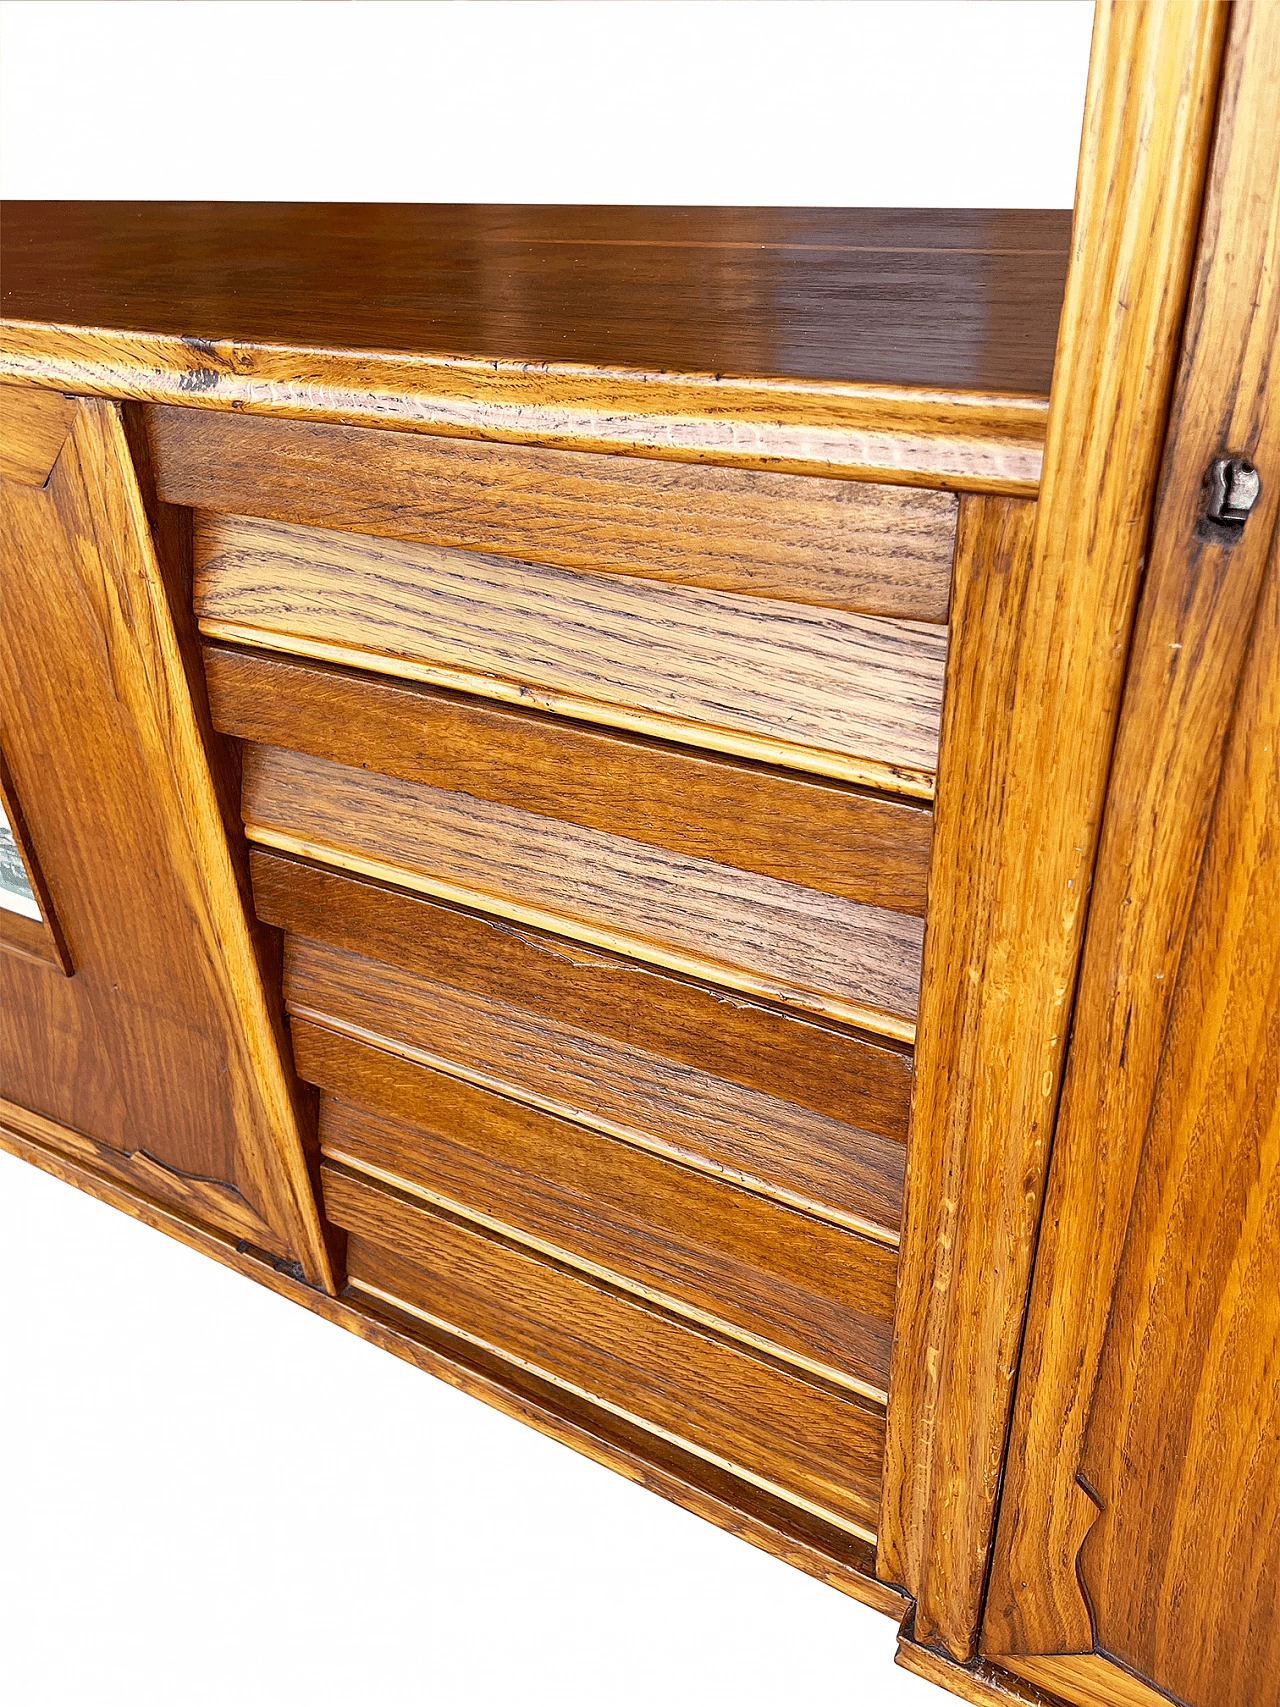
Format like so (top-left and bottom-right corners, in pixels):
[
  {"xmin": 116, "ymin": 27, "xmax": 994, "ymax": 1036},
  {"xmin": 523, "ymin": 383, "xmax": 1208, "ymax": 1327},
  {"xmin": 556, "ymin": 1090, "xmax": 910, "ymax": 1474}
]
[
  {"xmin": 1, "ymin": 1114, "xmax": 905, "ymax": 1617},
  {"xmin": 245, "ymin": 741, "xmax": 924, "ymax": 1034},
  {"xmin": 206, "ymin": 644, "xmax": 934, "ymax": 916},
  {"xmin": 150, "ymin": 407, "xmax": 959, "ymax": 620},
  {"xmin": 329, "ymin": 1164, "xmax": 887, "ymax": 1540},
  {"xmin": 2, "ymin": 205, "xmax": 1068, "ymax": 489},
  {"xmin": 878, "ymin": 0, "xmax": 1231, "ymax": 1657},
  {"xmin": 984, "ymin": 11, "xmax": 1280, "ymax": 1700},
  {"xmin": 0, "ymin": 750, "xmax": 72, "ymax": 973},
  {"xmin": 0, "ymin": 392, "xmax": 333, "ymax": 1285},
  {"xmin": 985, "ymin": 0, "xmax": 1280, "ymax": 1676},
  {"xmin": 250, "ymin": 850, "xmax": 913, "ymax": 1143},
  {"xmin": 195, "ymin": 512, "xmax": 948, "ymax": 796},
  {"xmin": 0, "ymin": 380, "xmax": 74, "ymax": 484},
  {"xmin": 284, "ymin": 933, "xmax": 905, "ymax": 1242},
  {"xmin": 303, "ymin": 1024, "xmax": 896, "ymax": 1395}
]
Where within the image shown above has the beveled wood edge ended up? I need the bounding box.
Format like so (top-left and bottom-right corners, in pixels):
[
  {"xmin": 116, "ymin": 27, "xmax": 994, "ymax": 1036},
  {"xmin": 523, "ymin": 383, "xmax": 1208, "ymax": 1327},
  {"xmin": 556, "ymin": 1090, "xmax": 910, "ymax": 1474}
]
[
  {"xmin": 346, "ymin": 1270, "xmax": 879, "ymax": 1544},
  {"xmin": 199, "ymin": 619, "xmax": 938, "ymax": 800},
  {"xmin": 322, "ymin": 1145, "xmax": 890, "ymax": 1405},
  {"xmin": 296, "ymin": 1004, "xmax": 904, "ymax": 1247},
  {"xmin": 0, "ymin": 324, "xmax": 1047, "ymax": 493},
  {"xmin": 264, "ymin": 830, "xmax": 920, "ymax": 1045},
  {"xmin": 0, "ymin": 1116, "xmax": 908, "ymax": 1619},
  {"xmin": 897, "ymin": 1626, "xmax": 1074, "ymax": 1707},
  {"xmin": 0, "ymin": 380, "xmax": 76, "ymax": 485}
]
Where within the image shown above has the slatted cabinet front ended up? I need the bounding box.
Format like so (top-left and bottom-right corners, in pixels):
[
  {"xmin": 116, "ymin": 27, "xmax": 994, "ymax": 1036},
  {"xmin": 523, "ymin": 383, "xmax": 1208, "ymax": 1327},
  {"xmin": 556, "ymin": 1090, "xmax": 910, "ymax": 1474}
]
[{"xmin": 157, "ymin": 405, "xmax": 956, "ymax": 1548}]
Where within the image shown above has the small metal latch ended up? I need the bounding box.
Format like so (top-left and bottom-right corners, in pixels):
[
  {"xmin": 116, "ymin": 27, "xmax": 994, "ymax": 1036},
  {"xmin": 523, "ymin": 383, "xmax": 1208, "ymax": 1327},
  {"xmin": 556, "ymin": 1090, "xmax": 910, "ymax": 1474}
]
[{"xmin": 1200, "ymin": 455, "xmax": 1262, "ymax": 539}]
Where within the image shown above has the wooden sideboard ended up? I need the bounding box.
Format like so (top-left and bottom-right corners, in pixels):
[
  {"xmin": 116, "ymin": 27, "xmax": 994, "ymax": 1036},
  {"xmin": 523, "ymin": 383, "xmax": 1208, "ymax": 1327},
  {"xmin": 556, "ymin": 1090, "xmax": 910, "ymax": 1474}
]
[{"xmin": 2, "ymin": 5, "xmax": 1276, "ymax": 1702}]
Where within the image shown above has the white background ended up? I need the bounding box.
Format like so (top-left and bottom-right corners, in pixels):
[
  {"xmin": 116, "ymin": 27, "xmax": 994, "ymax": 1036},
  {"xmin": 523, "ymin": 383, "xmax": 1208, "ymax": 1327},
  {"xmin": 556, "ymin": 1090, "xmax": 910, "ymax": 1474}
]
[{"xmin": 0, "ymin": 4, "xmax": 1093, "ymax": 1704}]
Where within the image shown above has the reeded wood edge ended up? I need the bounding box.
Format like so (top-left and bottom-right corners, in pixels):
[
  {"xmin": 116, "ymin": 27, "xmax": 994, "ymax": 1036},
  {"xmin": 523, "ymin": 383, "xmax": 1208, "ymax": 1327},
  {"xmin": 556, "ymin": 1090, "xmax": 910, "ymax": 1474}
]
[
  {"xmin": 347, "ymin": 1272, "xmax": 879, "ymax": 1543},
  {"xmin": 1, "ymin": 1115, "xmax": 908, "ymax": 1619},
  {"xmin": 324, "ymin": 1144, "xmax": 890, "ymax": 1405},
  {"xmin": 265, "ymin": 830, "xmax": 920, "ymax": 1045},
  {"xmin": 0, "ymin": 325, "xmax": 1047, "ymax": 493},
  {"xmin": 199, "ymin": 619, "xmax": 938, "ymax": 800}
]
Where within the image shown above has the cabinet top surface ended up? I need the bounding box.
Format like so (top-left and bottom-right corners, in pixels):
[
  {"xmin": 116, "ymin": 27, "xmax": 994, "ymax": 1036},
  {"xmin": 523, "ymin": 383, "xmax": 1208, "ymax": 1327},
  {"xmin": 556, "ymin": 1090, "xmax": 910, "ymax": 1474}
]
[{"xmin": 1, "ymin": 202, "xmax": 1071, "ymax": 396}]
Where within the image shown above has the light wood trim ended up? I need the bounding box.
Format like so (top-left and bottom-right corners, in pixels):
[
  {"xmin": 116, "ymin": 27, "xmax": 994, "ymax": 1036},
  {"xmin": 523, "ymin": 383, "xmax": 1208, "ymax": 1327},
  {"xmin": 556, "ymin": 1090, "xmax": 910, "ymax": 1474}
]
[
  {"xmin": 194, "ymin": 512, "xmax": 947, "ymax": 797},
  {"xmin": 1, "ymin": 322, "xmax": 1048, "ymax": 492},
  {"xmin": 877, "ymin": 0, "xmax": 1231, "ymax": 1659},
  {"xmin": 983, "ymin": 0, "xmax": 1280, "ymax": 1668},
  {"xmin": 0, "ymin": 1117, "xmax": 908, "ymax": 1619},
  {"xmin": 0, "ymin": 380, "xmax": 74, "ymax": 485}
]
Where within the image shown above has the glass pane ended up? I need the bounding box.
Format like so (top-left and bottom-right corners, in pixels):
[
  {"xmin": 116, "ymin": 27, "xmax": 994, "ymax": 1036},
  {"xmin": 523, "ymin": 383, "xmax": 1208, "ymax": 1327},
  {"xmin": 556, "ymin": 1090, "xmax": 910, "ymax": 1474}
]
[{"xmin": 0, "ymin": 803, "xmax": 41, "ymax": 920}]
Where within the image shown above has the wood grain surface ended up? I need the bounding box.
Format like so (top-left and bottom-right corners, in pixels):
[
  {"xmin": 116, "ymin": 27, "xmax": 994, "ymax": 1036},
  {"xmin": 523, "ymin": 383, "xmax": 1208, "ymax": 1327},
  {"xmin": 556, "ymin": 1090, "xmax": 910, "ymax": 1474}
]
[
  {"xmin": 2, "ymin": 1115, "xmax": 905, "ymax": 1617},
  {"xmin": 0, "ymin": 392, "xmax": 333, "ymax": 1284},
  {"xmin": 195, "ymin": 513, "xmax": 948, "ymax": 795},
  {"xmin": 243, "ymin": 742, "xmax": 925, "ymax": 1032},
  {"xmin": 207, "ymin": 644, "xmax": 934, "ymax": 915},
  {"xmin": 2, "ymin": 205, "xmax": 1066, "ymax": 489},
  {"xmin": 151, "ymin": 407, "xmax": 959, "ymax": 619},
  {"xmin": 301, "ymin": 1024, "xmax": 896, "ymax": 1395},
  {"xmin": 877, "ymin": 0, "xmax": 1230, "ymax": 1656},
  {"xmin": 0, "ymin": 380, "xmax": 74, "ymax": 484},
  {"xmin": 330, "ymin": 1166, "xmax": 888, "ymax": 1539},
  {"xmin": 1073, "ymin": 536, "xmax": 1280, "ymax": 1707},
  {"xmin": 284, "ymin": 934, "xmax": 905, "ymax": 1241},
  {"xmin": 984, "ymin": 0, "xmax": 1280, "ymax": 1676},
  {"xmin": 251, "ymin": 850, "xmax": 914, "ymax": 1143}
]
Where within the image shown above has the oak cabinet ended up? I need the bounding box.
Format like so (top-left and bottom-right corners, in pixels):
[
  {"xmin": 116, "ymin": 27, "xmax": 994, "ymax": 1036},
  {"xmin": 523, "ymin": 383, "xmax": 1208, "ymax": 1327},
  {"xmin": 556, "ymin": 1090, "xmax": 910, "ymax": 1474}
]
[{"xmin": 2, "ymin": 6, "xmax": 1276, "ymax": 1703}]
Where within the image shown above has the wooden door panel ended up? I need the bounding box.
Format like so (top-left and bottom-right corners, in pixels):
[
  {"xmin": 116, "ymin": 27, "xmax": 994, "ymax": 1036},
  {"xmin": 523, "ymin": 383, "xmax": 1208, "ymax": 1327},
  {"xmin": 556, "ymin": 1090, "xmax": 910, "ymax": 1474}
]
[
  {"xmin": 984, "ymin": 6, "xmax": 1280, "ymax": 1699},
  {"xmin": 0, "ymin": 392, "xmax": 333, "ymax": 1286}
]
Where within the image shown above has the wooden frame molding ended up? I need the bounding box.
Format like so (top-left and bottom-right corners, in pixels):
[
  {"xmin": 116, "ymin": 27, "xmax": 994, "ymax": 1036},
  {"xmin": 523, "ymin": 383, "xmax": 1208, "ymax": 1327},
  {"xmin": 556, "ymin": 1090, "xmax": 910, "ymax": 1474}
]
[
  {"xmin": 0, "ymin": 325, "xmax": 1047, "ymax": 493},
  {"xmin": 876, "ymin": 0, "xmax": 1231, "ymax": 1658}
]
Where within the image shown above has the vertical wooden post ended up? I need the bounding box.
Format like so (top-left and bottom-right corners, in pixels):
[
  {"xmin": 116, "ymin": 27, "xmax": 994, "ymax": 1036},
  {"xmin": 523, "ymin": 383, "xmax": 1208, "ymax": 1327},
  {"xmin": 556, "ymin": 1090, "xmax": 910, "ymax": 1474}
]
[{"xmin": 878, "ymin": 0, "xmax": 1229, "ymax": 1658}]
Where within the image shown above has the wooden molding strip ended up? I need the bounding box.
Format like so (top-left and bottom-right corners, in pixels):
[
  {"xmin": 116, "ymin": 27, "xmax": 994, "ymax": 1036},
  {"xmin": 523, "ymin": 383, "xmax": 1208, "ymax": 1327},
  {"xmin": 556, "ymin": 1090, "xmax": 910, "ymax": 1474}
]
[
  {"xmin": 0, "ymin": 1118, "xmax": 907, "ymax": 1619},
  {"xmin": 1, "ymin": 322, "xmax": 1047, "ymax": 493}
]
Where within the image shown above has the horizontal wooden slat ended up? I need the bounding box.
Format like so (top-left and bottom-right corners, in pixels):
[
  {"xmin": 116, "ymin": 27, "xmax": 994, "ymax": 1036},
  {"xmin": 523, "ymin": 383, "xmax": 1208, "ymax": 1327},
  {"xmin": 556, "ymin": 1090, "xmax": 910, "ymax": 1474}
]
[
  {"xmin": 285, "ymin": 935, "xmax": 905, "ymax": 1240},
  {"xmin": 194, "ymin": 512, "xmax": 948, "ymax": 795},
  {"xmin": 151, "ymin": 406, "xmax": 959, "ymax": 620},
  {"xmin": 329, "ymin": 1168, "xmax": 886, "ymax": 1539},
  {"xmin": 305, "ymin": 1028, "xmax": 896, "ymax": 1395},
  {"xmin": 208, "ymin": 644, "xmax": 933, "ymax": 915},
  {"xmin": 245, "ymin": 742, "xmax": 924, "ymax": 1032},
  {"xmin": 251, "ymin": 851, "xmax": 913, "ymax": 1144}
]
